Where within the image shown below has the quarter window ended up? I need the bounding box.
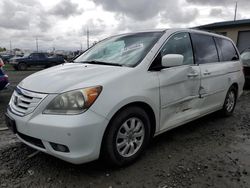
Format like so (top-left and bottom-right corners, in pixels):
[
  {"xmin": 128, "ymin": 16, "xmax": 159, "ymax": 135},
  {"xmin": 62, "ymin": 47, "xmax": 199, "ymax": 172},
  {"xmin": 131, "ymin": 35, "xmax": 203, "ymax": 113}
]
[
  {"xmin": 191, "ymin": 33, "xmax": 219, "ymax": 64},
  {"xmin": 215, "ymin": 38, "xmax": 239, "ymax": 62}
]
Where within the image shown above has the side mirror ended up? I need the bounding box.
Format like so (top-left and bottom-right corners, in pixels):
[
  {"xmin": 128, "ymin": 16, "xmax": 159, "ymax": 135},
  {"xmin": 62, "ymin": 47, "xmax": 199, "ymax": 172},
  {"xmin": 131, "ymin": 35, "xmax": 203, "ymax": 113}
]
[{"xmin": 162, "ymin": 54, "xmax": 184, "ymax": 68}]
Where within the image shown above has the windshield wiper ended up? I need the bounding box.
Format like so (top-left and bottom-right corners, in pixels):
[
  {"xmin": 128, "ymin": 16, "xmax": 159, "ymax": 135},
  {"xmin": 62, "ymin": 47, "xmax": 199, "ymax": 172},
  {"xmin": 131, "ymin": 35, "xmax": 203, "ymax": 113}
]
[{"xmin": 82, "ymin": 60, "xmax": 123, "ymax": 67}]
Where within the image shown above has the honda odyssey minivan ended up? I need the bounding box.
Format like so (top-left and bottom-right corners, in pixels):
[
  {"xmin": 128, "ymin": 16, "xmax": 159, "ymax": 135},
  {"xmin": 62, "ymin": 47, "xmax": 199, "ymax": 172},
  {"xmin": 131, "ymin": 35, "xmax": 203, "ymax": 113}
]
[{"xmin": 6, "ymin": 29, "xmax": 245, "ymax": 166}]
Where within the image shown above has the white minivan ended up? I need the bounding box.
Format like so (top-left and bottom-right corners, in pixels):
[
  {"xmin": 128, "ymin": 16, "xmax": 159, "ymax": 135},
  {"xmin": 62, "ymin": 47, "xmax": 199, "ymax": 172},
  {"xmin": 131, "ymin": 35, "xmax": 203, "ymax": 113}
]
[{"xmin": 6, "ymin": 29, "xmax": 245, "ymax": 166}]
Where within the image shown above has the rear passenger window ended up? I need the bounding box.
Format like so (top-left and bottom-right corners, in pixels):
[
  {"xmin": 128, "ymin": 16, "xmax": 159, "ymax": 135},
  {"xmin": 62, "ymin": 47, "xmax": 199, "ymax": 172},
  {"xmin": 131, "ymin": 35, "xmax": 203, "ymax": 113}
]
[
  {"xmin": 191, "ymin": 33, "xmax": 219, "ymax": 64},
  {"xmin": 215, "ymin": 38, "xmax": 239, "ymax": 62}
]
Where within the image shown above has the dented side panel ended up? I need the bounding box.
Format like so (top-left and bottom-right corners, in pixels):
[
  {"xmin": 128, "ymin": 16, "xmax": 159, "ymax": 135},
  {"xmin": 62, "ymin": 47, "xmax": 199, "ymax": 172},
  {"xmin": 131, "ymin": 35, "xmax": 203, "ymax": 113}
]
[{"xmin": 158, "ymin": 65, "xmax": 201, "ymax": 131}]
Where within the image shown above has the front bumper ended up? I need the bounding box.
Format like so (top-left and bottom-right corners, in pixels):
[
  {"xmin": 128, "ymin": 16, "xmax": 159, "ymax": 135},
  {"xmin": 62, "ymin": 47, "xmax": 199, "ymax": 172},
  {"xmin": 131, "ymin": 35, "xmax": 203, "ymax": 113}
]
[
  {"xmin": 6, "ymin": 108, "xmax": 109, "ymax": 164},
  {"xmin": 9, "ymin": 61, "xmax": 18, "ymax": 65}
]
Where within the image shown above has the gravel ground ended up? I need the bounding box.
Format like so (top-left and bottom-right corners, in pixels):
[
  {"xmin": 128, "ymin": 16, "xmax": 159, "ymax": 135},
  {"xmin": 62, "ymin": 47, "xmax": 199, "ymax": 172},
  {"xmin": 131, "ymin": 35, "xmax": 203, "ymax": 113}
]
[{"xmin": 0, "ymin": 67, "xmax": 250, "ymax": 188}]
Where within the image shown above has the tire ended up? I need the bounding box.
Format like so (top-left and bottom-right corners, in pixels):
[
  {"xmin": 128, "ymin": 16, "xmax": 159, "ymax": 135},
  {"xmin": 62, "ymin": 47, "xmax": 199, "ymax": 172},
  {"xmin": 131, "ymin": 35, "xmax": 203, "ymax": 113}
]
[
  {"xmin": 18, "ymin": 63, "xmax": 27, "ymax": 71},
  {"xmin": 102, "ymin": 106, "xmax": 151, "ymax": 167},
  {"xmin": 221, "ymin": 86, "xmax": 237, "ymax": 116},
  {"xmin": 13, "ymin": 66, "xmax": 18, "ymax": 70}
]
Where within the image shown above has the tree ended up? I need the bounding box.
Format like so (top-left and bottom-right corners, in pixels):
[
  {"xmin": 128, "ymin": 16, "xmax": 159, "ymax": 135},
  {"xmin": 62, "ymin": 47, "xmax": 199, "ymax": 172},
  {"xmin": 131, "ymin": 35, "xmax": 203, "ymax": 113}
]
[{"xmin": 0, "ymin": 47, "xmax": 6, "ymax": 52}]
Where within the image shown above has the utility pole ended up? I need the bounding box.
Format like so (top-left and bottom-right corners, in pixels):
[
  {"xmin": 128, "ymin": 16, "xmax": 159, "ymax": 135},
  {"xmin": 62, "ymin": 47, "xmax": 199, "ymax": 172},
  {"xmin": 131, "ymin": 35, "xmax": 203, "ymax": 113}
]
[
  {"xmin": 9, "ymin": 40, "xmax": 12, "ymax": 54},
  {"xmin": 36, "ymin": 37, "xmax": 39, "ymax": 52},
  {"xmin": 234, "ymin": 1, "xmax": 238, "ymax": 21},
  {"xmin": 86, "ymin": 28, "xmax": 89, "ymax": 49}
]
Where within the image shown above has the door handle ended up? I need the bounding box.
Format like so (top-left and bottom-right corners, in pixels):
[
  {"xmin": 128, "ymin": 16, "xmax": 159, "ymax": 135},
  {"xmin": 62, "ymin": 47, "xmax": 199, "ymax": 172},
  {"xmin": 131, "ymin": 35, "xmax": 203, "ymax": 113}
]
[{"xmin": 187, "ymin": 72, "xmax": 199, "ymax": 78}]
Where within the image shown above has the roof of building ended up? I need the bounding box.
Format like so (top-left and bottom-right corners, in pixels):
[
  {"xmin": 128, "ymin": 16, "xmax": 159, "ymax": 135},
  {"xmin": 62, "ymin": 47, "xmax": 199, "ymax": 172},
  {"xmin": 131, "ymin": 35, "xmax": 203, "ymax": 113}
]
[{"xmin": 197, "ymin": 19, "xmax": 250, "ymax": 29}]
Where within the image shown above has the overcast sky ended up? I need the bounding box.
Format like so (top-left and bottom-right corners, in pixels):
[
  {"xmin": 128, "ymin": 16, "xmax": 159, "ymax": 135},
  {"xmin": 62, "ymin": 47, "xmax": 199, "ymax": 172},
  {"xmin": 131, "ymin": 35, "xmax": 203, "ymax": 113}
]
[{"xmin": 0, "ymin": 0, "xmax": 249, "ymax": 51}]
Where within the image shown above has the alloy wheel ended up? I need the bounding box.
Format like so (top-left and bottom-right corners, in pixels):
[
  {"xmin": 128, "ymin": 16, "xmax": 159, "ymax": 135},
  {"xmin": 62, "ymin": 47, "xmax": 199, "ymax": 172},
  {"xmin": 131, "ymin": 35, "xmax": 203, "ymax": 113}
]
[
  {"xmin": 115, "ymin": 117, "xmax": 145, "ymax": 157},
  {"xmin": 225, "ymin": 90, "xmax": 235, "ymax": 112}
]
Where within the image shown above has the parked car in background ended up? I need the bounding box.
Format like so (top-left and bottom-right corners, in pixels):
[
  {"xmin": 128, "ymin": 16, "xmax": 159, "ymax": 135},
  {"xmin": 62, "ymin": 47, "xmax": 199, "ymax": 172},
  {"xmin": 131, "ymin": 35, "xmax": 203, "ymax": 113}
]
[
  {"xmin": 241, "ymin": 48, "xmax": 250, "ymax": 85},
  {"xmin": 0, "ymin": 54, "xmax": 15, "ymax": 64},
  {"xmin": 0, "ymin": 58, "xmax": 9, "ymax": 91},
  {"xmin": 9, "ymin": 52, "xmax": 65, "ymax": 70},
  {"xmin": 6, "ymin": 29, "xmax": 244, "ymax": 166}
]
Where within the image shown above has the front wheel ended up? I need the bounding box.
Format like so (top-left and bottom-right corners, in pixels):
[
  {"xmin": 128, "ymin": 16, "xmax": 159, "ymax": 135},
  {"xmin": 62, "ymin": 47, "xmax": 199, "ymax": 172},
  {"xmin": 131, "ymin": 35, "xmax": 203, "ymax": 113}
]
[
  {"xmin": 18, "ymin": 63, "xmax": 27, "ymax": 71},
  {"xmin": 13, "ymin": 65, "xmax": 18, "ymax": 70},
  {"xmin": 102, "ymin": 106, "xmax": 151, "ymax": 166},
  {"xmin": 221, "ymin": 86, "xmax": 237, "ymax": 116}
]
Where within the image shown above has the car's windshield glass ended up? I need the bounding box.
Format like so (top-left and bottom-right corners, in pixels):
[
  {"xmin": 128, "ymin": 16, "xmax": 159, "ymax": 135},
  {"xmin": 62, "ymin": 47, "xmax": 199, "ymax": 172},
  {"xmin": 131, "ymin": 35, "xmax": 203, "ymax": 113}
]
[
  {"xmin": 74, "ymin": 32, "xmax": 164, "ymax": 67},
  {"xmin": 23, "ymin": 53, "xmax": 31, "ymax": 57}
]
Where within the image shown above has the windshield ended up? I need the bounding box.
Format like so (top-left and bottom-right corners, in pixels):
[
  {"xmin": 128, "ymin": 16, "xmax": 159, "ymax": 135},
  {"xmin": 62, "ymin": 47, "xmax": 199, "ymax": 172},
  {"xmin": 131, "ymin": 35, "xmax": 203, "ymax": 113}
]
[
  {"xmin": 74, "ymin": 32, "xmax": 164, "ymax": 67},
  {"xmin": 23, "ymin": 53, "xmax": 31, "ymax": 57}
]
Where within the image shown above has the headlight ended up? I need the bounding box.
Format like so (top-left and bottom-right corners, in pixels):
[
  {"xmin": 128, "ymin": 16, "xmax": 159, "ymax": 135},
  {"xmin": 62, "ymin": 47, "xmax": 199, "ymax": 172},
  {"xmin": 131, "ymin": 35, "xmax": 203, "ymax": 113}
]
[{"xmin": 44, "ymin": 86, "xmax": 102, "ymax": 115}]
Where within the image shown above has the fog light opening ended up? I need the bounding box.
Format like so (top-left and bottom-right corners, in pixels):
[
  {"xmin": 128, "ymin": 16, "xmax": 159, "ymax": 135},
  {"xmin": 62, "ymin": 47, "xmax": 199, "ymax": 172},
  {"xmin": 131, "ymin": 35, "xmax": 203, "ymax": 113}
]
[{"xmin": 50, "ymin": 142, "xmax": 70, "ymax": 153}]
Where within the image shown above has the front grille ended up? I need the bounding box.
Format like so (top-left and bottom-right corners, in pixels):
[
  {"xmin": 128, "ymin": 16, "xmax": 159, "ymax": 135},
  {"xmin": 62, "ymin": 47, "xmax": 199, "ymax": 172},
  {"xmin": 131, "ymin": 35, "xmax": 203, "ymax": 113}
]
[
  {"xmin": 9, "ymin": 87, "xmax": 47, "ymax": 116},
  {"xmin": 18, "ymin": 132, "xmax": 45, "ymax": 149}
]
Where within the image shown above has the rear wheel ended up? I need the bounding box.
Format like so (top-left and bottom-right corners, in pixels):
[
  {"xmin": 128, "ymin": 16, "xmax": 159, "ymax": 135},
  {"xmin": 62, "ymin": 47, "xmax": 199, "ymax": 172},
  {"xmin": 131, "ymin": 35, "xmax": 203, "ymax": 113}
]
[
  {"xmin": 102, "ymin": 106, "xmax": 151, "ymax": 166},
  {"xmin": 18, "ymin": 63, "xmax": 27, "ymax": 71},
  {"xmin": 221, "ymin": 86, "xmax": 237, "ymax": 116}
]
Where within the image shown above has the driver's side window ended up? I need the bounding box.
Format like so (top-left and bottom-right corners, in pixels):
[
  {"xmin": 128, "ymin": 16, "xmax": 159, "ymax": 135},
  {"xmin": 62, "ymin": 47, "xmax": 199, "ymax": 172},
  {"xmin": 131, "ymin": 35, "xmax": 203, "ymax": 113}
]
[
  {"xmin": 152, "ymin": 32, "xmax": 194, "ymax": 68},
  {"xmin": 30, "ymin": 54, "xmax": 39, "ymax": 59}
]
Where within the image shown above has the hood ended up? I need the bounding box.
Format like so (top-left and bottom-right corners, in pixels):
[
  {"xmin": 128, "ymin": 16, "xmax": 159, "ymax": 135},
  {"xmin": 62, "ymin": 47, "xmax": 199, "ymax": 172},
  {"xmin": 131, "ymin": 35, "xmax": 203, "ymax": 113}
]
[{"xmin": 19, "ymin": 63, "xmax": 131, "ymax": 93}]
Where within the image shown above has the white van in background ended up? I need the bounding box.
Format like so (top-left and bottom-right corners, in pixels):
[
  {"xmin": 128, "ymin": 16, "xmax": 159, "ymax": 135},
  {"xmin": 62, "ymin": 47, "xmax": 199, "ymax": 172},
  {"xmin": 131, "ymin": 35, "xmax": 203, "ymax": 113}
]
[{"xmin": 6, "ymin": 29, "xmax": 245, "ymax": 166}]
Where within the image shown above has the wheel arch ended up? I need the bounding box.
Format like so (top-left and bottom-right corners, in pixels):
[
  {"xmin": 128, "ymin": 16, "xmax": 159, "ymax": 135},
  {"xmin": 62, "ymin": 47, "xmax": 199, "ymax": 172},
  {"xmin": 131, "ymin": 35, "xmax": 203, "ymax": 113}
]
[
  {"xmin": 18, "ymin": 61, "xmax": 27, "ymax": 66},
  {"xmin": 231, "ymin": 82, "xmax": 239, "ymax": 98},
  {"xmin": 100, "ymin": 101, "xmax": 157, "ymax": 156}
]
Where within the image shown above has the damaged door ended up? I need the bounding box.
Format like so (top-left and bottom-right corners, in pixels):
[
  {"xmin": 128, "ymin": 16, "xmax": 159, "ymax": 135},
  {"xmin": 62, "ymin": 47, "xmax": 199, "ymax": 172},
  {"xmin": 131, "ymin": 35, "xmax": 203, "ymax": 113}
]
[
  {"xmin": 155, "ymin": 32, "xmax": 201, "ymax": 131},
  {"xmin": 190, "ymin": 33, "xmax": 230, "ymax": 113}
]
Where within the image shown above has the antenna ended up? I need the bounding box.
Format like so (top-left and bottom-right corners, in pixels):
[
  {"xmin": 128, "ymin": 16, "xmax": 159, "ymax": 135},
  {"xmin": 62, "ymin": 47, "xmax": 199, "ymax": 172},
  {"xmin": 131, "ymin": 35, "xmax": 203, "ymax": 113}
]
[{"xmin": 234, "ymin": 1, "xmax": 238, "ymax": 21}]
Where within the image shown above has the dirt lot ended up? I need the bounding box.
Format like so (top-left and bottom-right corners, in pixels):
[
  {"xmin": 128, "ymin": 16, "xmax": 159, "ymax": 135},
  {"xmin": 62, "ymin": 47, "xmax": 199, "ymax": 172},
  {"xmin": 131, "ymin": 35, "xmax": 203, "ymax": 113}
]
[{"xmin": 0, "ymin": 66, "xmax": 250, "ymax": 188}]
